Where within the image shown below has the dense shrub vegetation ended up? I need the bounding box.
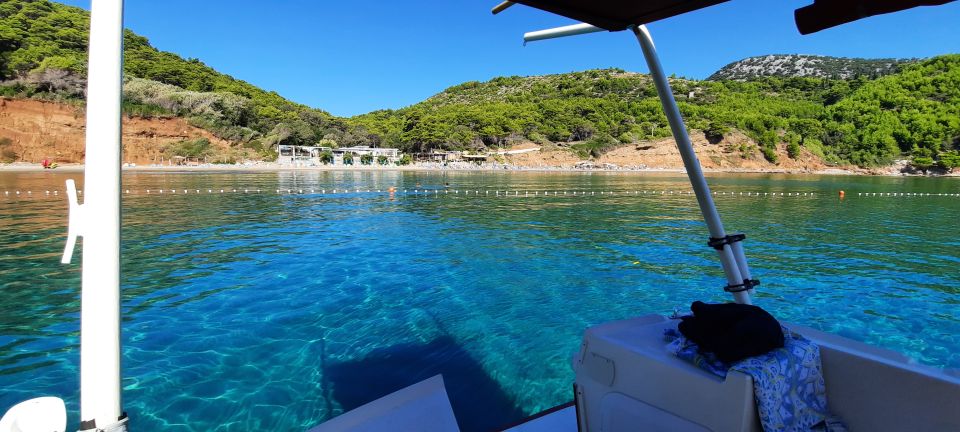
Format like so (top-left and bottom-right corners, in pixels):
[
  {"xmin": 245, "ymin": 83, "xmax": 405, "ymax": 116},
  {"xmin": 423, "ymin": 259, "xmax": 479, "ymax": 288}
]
[
  {"xmin": 1, "ymin": 0, "xmax": 957, "ymax": 169},
  {"xmin": 352, "ymin": 58, "xmax": 959, "ymax": 168}
]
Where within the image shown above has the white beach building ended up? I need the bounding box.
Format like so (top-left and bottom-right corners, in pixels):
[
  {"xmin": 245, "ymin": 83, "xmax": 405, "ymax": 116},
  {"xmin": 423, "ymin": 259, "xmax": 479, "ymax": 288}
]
[
  {"xmin": 333, "ymin": 146, "xmax": 401, "ymax": 165},
  {"xmin": 278, "ymin": 145, "xmax": 402, "ymax": 165},
  {"xmin": 277, "ymin": 145, "xmax": 330, "ymax": 165}
]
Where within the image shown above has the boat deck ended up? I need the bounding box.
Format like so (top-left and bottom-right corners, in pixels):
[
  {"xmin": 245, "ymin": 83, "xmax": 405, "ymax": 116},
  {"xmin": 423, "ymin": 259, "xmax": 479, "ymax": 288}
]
[{"xmin": 502, "ymin": 405, "xmax": 576, "ymax": 431}]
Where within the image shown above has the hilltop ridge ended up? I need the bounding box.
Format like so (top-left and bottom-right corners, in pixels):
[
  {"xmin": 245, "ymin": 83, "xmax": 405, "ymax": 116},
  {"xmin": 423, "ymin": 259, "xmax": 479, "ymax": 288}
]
[{"xmin": 708, "ymin": 54, "xmax": 913, "ymax": 81}]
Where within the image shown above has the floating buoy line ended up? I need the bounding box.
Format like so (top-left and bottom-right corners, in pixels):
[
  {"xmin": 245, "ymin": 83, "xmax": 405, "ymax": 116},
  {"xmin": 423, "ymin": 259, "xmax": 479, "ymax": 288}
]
[{"xmin": 1, "ymin": 188, "xmax": 957, "ymax": 201}]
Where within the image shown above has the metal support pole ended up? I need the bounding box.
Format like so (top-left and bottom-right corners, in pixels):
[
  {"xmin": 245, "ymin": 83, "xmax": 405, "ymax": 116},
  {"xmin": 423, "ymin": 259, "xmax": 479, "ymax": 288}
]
[
  {"xmin": 79, "ymin": 0, "xmax": 127, "ymax": 429},
  {"xmin": 524, "ymin": 23, "xmax": 605, "ymax": 44},
  {"xmin": 632, "ymin": 25, "xmax": 751, "ymax": 304}
]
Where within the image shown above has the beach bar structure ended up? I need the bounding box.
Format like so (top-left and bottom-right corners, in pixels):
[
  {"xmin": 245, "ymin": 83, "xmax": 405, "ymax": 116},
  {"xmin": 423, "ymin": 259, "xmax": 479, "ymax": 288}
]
[
  {"xmin": 277, "ymin": 145, "xmax": 330, "ymax": 165},
  {"xmin": 412, "ymin": 150, "xmax": 463, "ymax": 163},
  {"xmin": 333, "ymin": 146, "xmax": 401, "ymax": 165},
  {"xmin": 278, "ymin": 145, "xmax": 402, "ymax": 165}
]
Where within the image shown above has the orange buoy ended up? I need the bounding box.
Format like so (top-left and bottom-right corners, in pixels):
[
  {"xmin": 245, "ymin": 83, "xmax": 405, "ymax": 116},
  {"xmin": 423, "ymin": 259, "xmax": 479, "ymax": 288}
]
[{"xmin": 839, "ymin": 190, "xmax": 845, "ymax": 198}]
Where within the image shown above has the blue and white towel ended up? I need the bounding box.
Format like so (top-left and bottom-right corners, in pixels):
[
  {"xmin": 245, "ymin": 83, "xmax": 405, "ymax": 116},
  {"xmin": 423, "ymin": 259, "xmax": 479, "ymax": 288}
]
[{"xmin": 665, "ymin": 326, "xmax": 846, "ymax": 432}]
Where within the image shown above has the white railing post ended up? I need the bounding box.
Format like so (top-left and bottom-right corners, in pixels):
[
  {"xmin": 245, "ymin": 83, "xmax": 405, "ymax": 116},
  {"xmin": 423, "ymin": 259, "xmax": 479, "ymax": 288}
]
[
  {"xmin": 77, "ymin": 0, "xmax": 127, "ymax": 429},
  {"xmin": 631, "ymin": 25, "xmax": 752, "ymax": 304}
]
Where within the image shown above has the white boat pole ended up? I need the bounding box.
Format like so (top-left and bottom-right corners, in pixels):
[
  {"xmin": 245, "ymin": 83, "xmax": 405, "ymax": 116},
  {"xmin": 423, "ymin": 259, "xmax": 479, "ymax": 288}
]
[
  {"xmin": 631, "ymin": 25, "xmax": 751, "ymax": 304},
  {"xmin": 69, "ymin": 0, "xmax": 128, "ymax": 429},
  {"xmin": 523, "ymin": 23, "xmax": 605, "ymax": 43}
]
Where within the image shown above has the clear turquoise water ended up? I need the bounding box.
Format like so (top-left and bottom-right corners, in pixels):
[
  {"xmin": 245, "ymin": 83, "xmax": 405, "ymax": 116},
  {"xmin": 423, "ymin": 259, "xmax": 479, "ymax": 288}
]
[{"xmin": 1, "ymin": 170, "xmax": 958, "ymax": 431}]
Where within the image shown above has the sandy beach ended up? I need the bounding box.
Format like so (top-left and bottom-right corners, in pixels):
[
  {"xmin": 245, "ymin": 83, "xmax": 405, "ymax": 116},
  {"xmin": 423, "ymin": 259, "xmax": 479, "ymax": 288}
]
[{"xmin": 0, "ymin": 161, "xmax": 882, "ymax": 176}]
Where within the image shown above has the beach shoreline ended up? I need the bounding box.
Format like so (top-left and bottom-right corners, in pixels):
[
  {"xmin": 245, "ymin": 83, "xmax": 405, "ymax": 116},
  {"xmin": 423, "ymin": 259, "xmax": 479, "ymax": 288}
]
[{"xmin": 1, "ymin": 161, "xmax": 952, "ymax": 177}]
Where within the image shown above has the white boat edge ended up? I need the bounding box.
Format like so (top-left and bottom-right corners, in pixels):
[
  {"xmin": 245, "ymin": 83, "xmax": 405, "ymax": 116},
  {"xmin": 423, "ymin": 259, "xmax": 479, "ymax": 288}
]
[{"xmin": 306, "ymin": 374, "xmax": 460, "ymax": 432}]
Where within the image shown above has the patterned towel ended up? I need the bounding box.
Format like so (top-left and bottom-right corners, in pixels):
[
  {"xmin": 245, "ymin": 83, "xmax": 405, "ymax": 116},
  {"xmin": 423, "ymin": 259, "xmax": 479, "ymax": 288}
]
[{"xmin": 665, "ymin": 326, "xmax": 846, "ymax": 432}]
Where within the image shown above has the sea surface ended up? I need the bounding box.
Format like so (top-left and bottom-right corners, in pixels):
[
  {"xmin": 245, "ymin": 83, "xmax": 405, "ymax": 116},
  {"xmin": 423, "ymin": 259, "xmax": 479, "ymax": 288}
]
[{"xmin": 1, "ymin": 170, "xmax": 958, "ymax": 431}]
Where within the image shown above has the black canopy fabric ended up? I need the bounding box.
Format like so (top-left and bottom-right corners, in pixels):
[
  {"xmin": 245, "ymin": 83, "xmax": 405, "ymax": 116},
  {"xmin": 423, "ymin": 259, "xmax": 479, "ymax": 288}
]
[
  {"xmin": 795, "ymin": 0, "xmax": 955, "ymax": 34},
  {"xmin": 506, "ymin": 0, "xmax": 729, "ymax": 31},
  {"xmin": 507, "ymin": 0, "xmax": 956, "ymax": 34}
]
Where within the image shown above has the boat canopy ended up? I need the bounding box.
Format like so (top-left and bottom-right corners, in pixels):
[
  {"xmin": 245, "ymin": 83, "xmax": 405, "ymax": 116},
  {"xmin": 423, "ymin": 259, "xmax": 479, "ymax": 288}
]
[
  {"xmin": 499, "ymin": 0, "xmax": 956, "ymax": 34},
  {"xmin": 498, "ymin": 0, "xmax": 729, "ymax": 31}
]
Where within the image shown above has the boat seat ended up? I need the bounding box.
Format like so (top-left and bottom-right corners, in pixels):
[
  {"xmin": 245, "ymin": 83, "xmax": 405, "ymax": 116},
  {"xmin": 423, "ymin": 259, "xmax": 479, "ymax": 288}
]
[
  {"xmin": 790, "ymin": 324, "xmax": 960, "ymax": 431},
  {"xmin": 573, "ymin": 314, "xmax": 761, "ymax": 432},
  {"xmin": 573, "ymin": 314, "xmax": 960, "ymax": 432}
]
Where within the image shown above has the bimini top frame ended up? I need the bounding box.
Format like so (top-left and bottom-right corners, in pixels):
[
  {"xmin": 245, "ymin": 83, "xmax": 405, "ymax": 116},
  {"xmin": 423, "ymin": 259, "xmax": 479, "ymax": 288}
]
[
  {"xmin": 495, "ymin": 2, "xmax": 764, "ymax": 304},
  {"xmin": 492, "ymin": 0, "xmax": 957, "ymax": 305},
  {"xmin": 493, "ymin": 0, "xmax": 956, "ymax": 34}
]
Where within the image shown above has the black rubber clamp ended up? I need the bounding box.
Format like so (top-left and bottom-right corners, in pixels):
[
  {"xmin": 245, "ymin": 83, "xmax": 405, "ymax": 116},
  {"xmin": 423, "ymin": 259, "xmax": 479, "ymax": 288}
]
[
  {"xmin": 724, "ymin": 278, "xmax": 760, "ymax": 293},
  {"xmin": 708, "ymin": 233, "xmax": 747, "ymax": 250}
]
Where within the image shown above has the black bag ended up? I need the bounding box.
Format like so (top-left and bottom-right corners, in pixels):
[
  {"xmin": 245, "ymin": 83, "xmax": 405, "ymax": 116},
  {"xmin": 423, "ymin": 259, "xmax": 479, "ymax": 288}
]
[{"xmin": 678, "ymin": 301, "xmax": 785, "ymax": 363}]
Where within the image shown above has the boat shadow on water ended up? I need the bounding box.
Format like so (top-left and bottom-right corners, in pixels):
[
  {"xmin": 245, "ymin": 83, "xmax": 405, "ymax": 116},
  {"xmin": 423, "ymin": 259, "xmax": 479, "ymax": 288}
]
[{"xmin": 323, "ymin": 335, "xmax": 527, "ymax": 432}]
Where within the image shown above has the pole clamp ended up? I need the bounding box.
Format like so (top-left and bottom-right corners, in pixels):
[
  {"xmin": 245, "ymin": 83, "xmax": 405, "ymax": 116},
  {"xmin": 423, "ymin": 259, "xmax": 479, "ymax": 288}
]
[
  {"xmin": 724, "ymin": 279, "xmax": 760, "ymax": 293},
  {"xmin": 707, "ymin": 233, "xmax": 746, "ymax": 251},
  {"xmin": 79, "ymin": 412, "xmax": 128, "ymax": 432}
]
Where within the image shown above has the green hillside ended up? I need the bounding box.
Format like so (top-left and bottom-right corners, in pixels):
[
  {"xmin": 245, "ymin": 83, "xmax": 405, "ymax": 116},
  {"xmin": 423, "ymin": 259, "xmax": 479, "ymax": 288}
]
[
  {"xmin": 0, "ymin": 0, "xmax": 351, "ymax": 159},
  {"xmin": 823, "ymin": 56, "xmax": 960, "ymax": 167},
  {"xmin": 1, "ymin": 0, "xmax": 958, "ymax": 169},
  {"xmin": 352, "ymin": 58, "xmax": 960, "ymax": 168}
]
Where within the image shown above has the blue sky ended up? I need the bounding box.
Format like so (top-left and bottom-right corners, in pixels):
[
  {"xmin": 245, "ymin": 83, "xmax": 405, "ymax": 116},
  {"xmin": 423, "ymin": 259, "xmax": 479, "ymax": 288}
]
[{"xmin": 59, "ymin": 0, "xmax": 960, "ymax": 117}]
